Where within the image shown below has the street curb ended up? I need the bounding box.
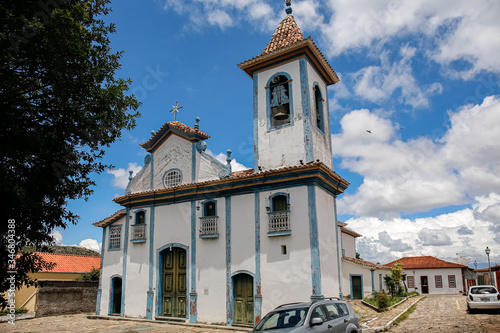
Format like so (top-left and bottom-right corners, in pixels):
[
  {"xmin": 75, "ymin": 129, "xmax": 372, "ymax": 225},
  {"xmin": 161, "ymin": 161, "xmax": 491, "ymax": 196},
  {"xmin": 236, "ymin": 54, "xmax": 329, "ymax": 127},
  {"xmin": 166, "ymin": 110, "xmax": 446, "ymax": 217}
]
[
  {"xmin": 361, "ymin": 296, "xmax": 426, "ymax": 333},
  {"xmin": 88, "ymin": 315, "xmax": 252, "ymax": 331}
]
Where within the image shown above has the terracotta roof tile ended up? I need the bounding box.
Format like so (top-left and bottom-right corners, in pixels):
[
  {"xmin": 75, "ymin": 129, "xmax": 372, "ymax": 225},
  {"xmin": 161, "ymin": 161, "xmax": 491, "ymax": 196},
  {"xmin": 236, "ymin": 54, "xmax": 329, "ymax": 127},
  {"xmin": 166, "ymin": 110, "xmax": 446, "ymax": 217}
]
[
  {"xmin": 261, "ymin": 15, "xmax": 304, "ymax": 55},
  {"xmin": 384, "ymin": 256, "xmax": 468, "ymax": 269},
  {"xmin": 343, "ymin": 257, "xmax": 390, "ymax": 270},
  {"xmin": 140, "ymin": 121, "xmax": 210, "ymax": 149},
  {"xmin": 110, "ymin": 161, "xmax": 350, "ymax": 207},
  {"xmin": 92, "ymin": 209, "xmax": 126, "ymax": 227},
  {"xmin": 35, "ymin": 252, "xmax": 100, "ymax": 273}
]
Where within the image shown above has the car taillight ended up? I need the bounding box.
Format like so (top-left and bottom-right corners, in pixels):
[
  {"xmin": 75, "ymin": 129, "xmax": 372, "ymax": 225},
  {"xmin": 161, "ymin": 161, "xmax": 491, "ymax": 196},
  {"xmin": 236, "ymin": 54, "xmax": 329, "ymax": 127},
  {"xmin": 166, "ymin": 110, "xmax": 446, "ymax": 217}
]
[
  {"xmin": 469, "ymin": 295, "xmax": 473, "ymax": 301},
  {"xmin": 497, "ymin": 294, "xmax": 500, "ymax": 301}
]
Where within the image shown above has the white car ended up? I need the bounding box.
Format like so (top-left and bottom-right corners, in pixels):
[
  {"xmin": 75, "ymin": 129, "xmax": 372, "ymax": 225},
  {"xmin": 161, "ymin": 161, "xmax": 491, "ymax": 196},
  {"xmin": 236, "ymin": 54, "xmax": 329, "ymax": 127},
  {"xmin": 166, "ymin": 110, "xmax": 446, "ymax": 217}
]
[{"xmin": 466, "ymin": 285, "xmax": 500, "ymax": 313}]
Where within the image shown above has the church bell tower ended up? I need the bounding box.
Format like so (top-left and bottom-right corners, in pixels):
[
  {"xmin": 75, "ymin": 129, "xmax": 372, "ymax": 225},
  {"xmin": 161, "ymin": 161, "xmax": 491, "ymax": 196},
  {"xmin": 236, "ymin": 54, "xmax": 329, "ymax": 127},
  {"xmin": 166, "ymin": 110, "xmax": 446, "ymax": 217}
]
[{"xmin": 238, "ymin": 0, "xmax": 339, "ymax": 171}]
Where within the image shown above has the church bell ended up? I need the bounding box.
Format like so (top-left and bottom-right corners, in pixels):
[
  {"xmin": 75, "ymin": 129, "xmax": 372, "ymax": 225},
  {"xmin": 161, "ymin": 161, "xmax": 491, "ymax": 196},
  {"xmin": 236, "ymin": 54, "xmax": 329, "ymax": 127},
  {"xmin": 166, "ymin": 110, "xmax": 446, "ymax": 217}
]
[{"xmin": 273, "ymin": 105, "xmax": 289, "ymax": 120}]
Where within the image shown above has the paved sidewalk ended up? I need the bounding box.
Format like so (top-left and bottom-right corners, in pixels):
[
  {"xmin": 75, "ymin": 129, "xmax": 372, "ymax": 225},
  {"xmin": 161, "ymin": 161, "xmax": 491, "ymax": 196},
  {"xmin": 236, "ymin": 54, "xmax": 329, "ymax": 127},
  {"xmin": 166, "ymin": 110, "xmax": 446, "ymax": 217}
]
[{"xmin": 0, "ymin": 313, "xmax": 250, "ymax": 333}]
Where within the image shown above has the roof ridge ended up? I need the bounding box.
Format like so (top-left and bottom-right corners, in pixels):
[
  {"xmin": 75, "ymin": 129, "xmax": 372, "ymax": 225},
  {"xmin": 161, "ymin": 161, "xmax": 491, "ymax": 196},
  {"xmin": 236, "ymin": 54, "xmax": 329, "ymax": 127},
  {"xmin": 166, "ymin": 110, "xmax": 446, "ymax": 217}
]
[{"xmin": 36, "ymin": 252, "xmax": 101, "ymax": 258}]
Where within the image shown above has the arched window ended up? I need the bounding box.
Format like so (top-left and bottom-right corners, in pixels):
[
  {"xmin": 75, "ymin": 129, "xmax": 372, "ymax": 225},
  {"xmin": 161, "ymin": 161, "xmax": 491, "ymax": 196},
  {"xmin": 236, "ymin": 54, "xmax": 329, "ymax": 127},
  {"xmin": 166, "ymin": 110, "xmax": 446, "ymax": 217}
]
[
  {"xmin": 314, "ymin": 84, "xmax": 324, "ymax": 132},
  {"xmin": 269, "ymin": 74, "xmax": 291, "ymax": 128},
  {"xmin": 163, "ymin": 169, "xmax": 182, "ymax": 187},
  {"xmin": 204, "ymin": 201, "xmax": 217, "ymax": 217},
  {"xmin": 271, "ymin": 194, "xmax": 289, "ymax": 212},
  {"xmin": 135, "ymin": 211, "xmax": 145, "ymax": 224}
]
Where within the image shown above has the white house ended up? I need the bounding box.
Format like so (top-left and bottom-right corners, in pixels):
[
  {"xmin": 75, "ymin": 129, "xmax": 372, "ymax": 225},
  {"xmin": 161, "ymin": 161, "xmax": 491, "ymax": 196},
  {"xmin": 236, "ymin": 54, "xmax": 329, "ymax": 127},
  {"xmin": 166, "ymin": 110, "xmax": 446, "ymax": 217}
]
[
  {"xmin": 338, "ymin": 222, "xmax": 391, "ymax": 299},
  {"xmin": 93, "ymin": 4, "xmax": 352, "ymax": 326},
  {"xmin": 384, "ymin": 256, "xmax": 469, "ymax": 294}
]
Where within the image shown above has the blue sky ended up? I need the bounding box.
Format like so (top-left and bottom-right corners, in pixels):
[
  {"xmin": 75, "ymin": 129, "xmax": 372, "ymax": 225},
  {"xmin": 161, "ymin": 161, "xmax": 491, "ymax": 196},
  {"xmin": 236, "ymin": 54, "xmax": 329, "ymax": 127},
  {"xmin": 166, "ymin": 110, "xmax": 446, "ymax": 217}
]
[{"xmin": 58, "ymin": 0, "xmax": 500, "ymax": 269}]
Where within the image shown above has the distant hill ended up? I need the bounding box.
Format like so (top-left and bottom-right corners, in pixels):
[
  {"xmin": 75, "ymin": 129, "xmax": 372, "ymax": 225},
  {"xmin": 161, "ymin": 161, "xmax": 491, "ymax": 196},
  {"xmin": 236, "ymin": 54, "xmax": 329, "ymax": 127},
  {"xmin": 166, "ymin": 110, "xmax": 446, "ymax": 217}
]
[{"xmin": 20, "ymin": 245, "xmax": 100, "ymax": 257}]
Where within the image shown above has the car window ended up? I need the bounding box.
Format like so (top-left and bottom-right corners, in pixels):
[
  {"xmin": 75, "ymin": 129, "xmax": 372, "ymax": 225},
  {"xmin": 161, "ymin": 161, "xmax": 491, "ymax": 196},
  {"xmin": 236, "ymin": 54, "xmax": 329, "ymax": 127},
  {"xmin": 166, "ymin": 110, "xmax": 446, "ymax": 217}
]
[
  {"xmin": 255, "ymin": 308, "xmax": 307, "ymax": 331},
  {"xmin": 311, "ymin": 305, "xmax": 328, "ymax": 321},
  {"xmin": 336, "ymin": 303, "xmax": 349, "ymax": 317},
  {"xmin": 470, "ymin": 287, "xmax": 497, "ymax": 294},
  {"xmin": 325, "ymin": 304, "xmax": 341, "ymax": 318}
]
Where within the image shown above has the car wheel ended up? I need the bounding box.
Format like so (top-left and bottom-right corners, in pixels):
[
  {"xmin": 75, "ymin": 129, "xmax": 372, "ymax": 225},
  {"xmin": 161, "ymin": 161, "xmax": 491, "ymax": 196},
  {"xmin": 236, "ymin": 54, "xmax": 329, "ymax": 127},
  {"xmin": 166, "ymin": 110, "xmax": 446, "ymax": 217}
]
[{"xmin": 467, "ymin": 305, "xmax": 474, "ymax": 314}]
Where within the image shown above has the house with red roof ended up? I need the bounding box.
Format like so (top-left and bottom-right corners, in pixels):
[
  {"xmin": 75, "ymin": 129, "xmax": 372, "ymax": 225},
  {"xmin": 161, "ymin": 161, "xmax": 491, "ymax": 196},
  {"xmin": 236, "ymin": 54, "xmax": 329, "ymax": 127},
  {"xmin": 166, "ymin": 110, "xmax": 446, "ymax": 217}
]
[
  {"xmin": 93, "ymin": 2, "xmax": 353, "ymax": 327},
  {"xmin": 475, "ymin": 264, "xmax": 500, "ymax": 289},
  {"xmin": 15, "ymin": 252, "xmax": 100, "ymax": 312},
  {"xmin": 384, "ymin": 256, "xmax": 471, "ymax": 294}
]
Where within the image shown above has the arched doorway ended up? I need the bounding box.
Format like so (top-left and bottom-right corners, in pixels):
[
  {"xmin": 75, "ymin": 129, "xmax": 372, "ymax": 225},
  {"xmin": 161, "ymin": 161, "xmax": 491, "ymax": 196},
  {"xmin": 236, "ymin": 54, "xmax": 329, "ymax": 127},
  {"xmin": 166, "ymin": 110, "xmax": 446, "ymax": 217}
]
[
  {"xmin": 161, "ymin": 247, "xmax": 187, "ymax": 318},
  {"xmin": 233, "ymin": 273, "xmax": 254, "ymax": 325},
  {"xmin": 110, "ymin": 276, "xmax": 122, "ymax": 315}
]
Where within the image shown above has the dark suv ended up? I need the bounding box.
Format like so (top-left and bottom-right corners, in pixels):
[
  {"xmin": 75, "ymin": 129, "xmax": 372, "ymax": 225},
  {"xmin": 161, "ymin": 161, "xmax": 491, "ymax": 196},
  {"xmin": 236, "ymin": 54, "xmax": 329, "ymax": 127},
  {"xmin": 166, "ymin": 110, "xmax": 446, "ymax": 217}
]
[{"xmin": 252, "ymin": 298, "xmax": 361, "ymax": 333}]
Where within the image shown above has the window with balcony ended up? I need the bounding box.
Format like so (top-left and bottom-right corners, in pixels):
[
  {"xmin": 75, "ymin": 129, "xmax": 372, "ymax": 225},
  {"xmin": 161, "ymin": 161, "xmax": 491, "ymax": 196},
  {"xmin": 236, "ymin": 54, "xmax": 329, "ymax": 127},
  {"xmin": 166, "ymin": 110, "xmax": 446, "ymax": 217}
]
[
  {"xmin": 267, "ymin": 193, "xmax": 291, "ymax": 236},
  {"xmin": 199, "ymin": 200, "xmax": 219, "ymax": 238},
  {"xmin": 131, "ymin": 210, "xmax": 146, "ymax": 243}
]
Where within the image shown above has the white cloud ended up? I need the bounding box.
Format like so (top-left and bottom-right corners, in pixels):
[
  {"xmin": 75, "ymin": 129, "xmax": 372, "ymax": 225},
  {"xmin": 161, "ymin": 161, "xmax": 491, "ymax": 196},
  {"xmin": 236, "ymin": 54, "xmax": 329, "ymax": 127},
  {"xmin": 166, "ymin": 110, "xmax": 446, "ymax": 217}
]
[
  {"xmin": 206, "ymin": 149, "xmax": 250, "ymax": 172},
  {"xmin": 348, "ymin": 199, "xmax": 500, "ymax": 265},
  {"xmin": 333, "ymin": 95, "xmax": 500, "ymax": 217},
  {"xmin": 107, "ymin": 163, "xmax": 143, "ymax": 190},
  {"xmin": 79, "ymin": 239, "xmax": 102, "ymax": 253},
  {"xmin": 50, "ymin": 230, "xmax": 64, "ymax": 245},
  {"xmin": 207, "ymin": 9, "xmax": 233, "ymax": 30},
  {"xmin": 352, "ymin": 46, "xmax": 442, "ymax": 108}
]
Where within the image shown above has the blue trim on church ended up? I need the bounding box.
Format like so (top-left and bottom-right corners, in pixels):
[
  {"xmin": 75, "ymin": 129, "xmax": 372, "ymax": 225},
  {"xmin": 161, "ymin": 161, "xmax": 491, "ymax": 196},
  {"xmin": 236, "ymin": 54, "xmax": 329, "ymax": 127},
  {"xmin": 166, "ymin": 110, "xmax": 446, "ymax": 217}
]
[
  {"xmin": 253, "ymin": 73, "xmax": 260, "ymax": 171},
  {"xmin": 190, "ymin": 200, "xmax": 198, "ymax": 323},
  {"xmin": 146, "ymin": 205, "xmax": 155, "ymax": 319},
  {"xmin": 300, "ymin": 57, "xmax": 314, "ymax": 163},
  {"xmin": 121, "ymin": 208, "xmax": 130, "ymax": 316},
  {"xmin": 307, "ymin": 185, "xmax": 322, "ymax": 299},
  {"xmin": 225, "ymin": 196, "xmax": 232, "ymax": 326}
]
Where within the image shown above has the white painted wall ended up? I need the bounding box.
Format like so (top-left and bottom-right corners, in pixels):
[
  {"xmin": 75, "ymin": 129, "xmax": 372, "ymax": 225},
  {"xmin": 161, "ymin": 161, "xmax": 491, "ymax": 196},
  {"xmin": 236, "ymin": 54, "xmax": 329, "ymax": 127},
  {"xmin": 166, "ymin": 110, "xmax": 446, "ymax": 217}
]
[
  {"xmin": 307, "ymin": 61, "xmax": 333, "ymax": 170},
  {"xmin": 404, "ymin": 268, "xmax": 465, "ymax": 294},
  {"xmin": 100, "ymin": 219, "xmax": 125, "ymax": 316},
  {"xmin": 341, "ymin": 232, "xmax": 356, "ymax": 258},
  {"xmin": 341, "ymin": 261, "xmax": 390, "ymax": 299},
  {"xmin": 316, "ymin": 187, "xmax": 340, "ymax": 298},
  {"xmin": 153, "ymin": 135, "xmax": 193, "ymax": 189},
  {"xmin": 128, "ymin": 161, "xmax": 152, "ymax": 193}
]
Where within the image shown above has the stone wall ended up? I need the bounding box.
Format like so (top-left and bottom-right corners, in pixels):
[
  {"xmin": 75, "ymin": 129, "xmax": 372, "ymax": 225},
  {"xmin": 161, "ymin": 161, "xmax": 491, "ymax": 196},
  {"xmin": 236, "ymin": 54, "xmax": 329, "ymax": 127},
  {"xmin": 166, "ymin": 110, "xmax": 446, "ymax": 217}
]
[{"xmin": 35, "ymin": 281, "xmax": 98, "ymax": 317}]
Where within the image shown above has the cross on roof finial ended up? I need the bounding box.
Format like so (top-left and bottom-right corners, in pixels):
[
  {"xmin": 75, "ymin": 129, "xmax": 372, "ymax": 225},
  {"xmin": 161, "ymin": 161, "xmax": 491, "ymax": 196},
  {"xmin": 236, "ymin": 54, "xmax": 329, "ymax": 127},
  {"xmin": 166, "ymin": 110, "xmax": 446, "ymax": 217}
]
[
  {"xmin": 169, "ymin": 100, "xmax": 183, "ymax": 121},
  {"xmin": 285, "ymin": 0, "xmax": 292, "ymax": 15}
]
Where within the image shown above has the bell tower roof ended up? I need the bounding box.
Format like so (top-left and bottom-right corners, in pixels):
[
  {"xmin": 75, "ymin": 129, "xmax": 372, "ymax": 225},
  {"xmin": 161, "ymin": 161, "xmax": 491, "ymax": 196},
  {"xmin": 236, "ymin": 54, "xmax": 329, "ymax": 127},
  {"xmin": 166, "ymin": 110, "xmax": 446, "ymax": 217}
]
[
  {"xmin": 238, "ymin": 12, "xmax": 339, "ymax": 86},
  {"xmin": 261, "ymin": 15, "xmax": 305, "ymax": 56}
]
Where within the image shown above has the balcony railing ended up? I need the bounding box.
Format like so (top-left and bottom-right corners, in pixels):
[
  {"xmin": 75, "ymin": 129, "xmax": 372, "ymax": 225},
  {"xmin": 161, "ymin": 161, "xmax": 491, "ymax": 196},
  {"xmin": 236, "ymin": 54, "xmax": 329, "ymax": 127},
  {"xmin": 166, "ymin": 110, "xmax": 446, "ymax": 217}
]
[
  {"xmin": 268, "ymin": 210, "xmax": 290, "ymax": 235},
  {"xmin": 199, "ymin": 216, "xmax": 219, "ymax": 238},
  {"xmin": 130, "ymin": 224, "xmax": 147, "ymax": 242}
]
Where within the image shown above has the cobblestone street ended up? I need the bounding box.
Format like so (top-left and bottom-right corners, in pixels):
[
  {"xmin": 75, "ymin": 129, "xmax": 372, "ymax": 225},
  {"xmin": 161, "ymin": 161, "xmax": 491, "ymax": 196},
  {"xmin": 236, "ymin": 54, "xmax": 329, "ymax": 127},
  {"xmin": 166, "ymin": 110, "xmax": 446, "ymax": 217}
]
[
  {"xmin": 0, "ymin": 314, "xmax": 250, "ymax": 333},
  {"xmin": 388, "ymin": 294, "xmax": 500, "ymax": 333}
]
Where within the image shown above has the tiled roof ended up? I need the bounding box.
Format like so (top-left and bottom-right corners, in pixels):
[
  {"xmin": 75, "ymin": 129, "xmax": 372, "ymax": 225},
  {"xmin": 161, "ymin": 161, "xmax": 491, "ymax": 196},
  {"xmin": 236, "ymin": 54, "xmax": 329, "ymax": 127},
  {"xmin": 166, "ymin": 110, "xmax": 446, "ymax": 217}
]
[
  {"xmin": 384, "ymin": 256, "xmax": 468, "ymax": 269},
  {"xmin": 110, "ymin": 161, "xmax": 349, "ymax": 207},
  {"xmin": 140, "ymin": 121, "xmax": 210, "ymax": 150},
  {"xmin": 337, "ymin": 221, "xmax": 348, "ymax": 227},
  {"xmin": 261, "ymin": 15, "xmax": 304, "ymax": 55},
  {"xmin": 35, "ymin": 252, "xmax": 100, "ymax": 273},
  {"xmin": 343, "ymin": 257, "xmax": 390, "ymax": 270},
  {"xmin": 92, "ymin": 209, "xmax": 126, "ymax": 227},
  {"xmin": 341, "ymin": 227, "xmax": 362, "ymax": 238},
  {"xmin": 475, "ymin": 264, "xmax": 500, "ymax": 272}
]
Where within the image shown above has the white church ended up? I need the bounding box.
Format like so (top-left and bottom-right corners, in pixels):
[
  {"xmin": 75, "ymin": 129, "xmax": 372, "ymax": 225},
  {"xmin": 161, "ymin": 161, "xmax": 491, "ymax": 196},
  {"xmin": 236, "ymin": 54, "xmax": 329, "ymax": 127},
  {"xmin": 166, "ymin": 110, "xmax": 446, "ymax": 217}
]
[{"xmin": 93, "ymin": 2, "xmax": 387, "ymax": 326}]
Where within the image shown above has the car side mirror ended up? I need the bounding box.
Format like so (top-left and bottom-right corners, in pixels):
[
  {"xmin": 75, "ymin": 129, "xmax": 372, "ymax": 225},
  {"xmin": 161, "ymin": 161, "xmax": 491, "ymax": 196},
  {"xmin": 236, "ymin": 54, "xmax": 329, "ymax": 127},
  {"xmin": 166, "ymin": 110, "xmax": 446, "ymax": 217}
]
[{"xmin": 310, "ymin": 317, "xmax": 323, "ymax": 327}]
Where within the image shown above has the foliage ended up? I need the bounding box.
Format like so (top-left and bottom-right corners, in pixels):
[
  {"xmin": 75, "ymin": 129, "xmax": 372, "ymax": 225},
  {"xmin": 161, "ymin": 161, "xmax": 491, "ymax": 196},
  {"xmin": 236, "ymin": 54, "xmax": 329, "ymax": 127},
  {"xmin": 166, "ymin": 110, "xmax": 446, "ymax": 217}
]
[
  {"xmin": 0, "ymin": 0, "xmax": 139, "ymax": 308},
  {"xmin": 384, "ymin": 262, "xmax": 404, "ymax": 297},
  {"xmin": 76, "ymin": 268, "xmax": 100, "ymax": 281},
  {"xmin": 20, "ymin": 245, "xmax": 100, "ymax": 257},
  {"xmin": 0, "ymin": 307, "xmax": 29, "ymax": 316},
  {"xmin": 356, "ymin": 252, "xmax": 362, "ymax": 259},
  {"xmin": 364, "ymin": 292, "xmax": 404, "ymax": 310}
]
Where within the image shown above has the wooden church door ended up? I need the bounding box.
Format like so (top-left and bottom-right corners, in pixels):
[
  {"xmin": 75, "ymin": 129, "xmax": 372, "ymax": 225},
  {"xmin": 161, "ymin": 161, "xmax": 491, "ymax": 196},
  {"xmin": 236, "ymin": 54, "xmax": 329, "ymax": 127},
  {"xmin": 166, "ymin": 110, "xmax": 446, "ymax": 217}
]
[
  {"xmin": 233, "ymin": 273, "xmax": 254, "ymax": 325},
  {"xmin": 162, "ymin": 247, "xmax": 187, "ymax": 317}
]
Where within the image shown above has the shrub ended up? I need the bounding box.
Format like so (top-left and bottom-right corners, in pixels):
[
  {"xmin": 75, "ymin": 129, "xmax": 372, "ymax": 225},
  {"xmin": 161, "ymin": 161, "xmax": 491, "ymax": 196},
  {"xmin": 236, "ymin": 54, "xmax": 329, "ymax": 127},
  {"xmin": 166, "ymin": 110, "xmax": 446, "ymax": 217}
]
[{"xmin": 376, "ymin": 292, "xmax": 390, "ymax": 309}]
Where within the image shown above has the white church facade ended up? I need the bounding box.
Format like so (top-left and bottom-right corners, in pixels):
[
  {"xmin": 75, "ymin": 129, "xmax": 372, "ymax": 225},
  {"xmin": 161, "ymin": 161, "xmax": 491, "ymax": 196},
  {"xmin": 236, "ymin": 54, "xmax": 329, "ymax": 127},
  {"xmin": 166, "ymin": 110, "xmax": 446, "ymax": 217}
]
[{"xmin": 91, "ymin": 3, "xmax": 379, "ymax": 326}]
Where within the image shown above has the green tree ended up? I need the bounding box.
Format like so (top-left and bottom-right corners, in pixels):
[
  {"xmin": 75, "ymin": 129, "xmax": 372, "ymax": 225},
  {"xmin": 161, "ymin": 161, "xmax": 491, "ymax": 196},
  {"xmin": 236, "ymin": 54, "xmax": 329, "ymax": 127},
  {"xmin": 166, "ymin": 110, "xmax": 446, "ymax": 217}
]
[
  {"xmin": 76, "ymin": 268, "xmax": 100, "ymax": 281},
  {"xmin": 389, "ymin": 262, "xmax": 404, "ymax": 295},
  {"xmin": 0, "ymin": 0, "xmax": 139, "ymax": 308}
]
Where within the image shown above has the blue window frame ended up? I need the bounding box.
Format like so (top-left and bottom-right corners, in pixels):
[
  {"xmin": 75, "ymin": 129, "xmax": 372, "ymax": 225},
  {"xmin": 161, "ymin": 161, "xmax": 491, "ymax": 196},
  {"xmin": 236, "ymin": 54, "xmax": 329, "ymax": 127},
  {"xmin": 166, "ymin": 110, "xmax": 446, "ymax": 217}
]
[
  {"xmin": 313, "ymin": 83, "xmax": 325, "ymax": 133},
  {"xmin": 267, "ymin": 72, "xmax": 294, "ymax": 129}
]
